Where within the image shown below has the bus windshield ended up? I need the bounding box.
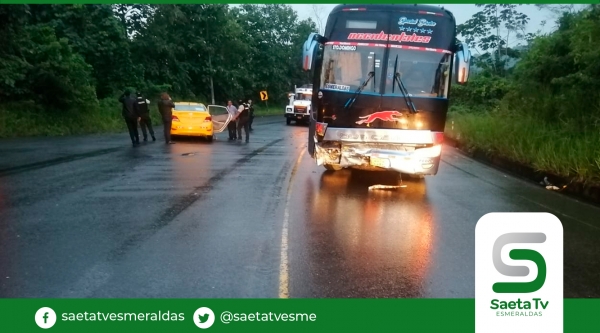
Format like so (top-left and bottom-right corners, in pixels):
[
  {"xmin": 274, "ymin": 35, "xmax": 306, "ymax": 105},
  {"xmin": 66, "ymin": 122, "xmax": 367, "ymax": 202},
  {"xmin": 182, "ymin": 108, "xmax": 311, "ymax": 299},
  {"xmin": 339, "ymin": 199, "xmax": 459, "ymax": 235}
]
[
  {"xmin": 320, "ymin": 43, "xmax": 452, "ymax": 98},
  {"xmin": 384, "ymin": 48, "xmax": 451, "ymax": 98},
  {"xmin": 320, "ymin": 43, "xmax": 384, "ymax": 94}
]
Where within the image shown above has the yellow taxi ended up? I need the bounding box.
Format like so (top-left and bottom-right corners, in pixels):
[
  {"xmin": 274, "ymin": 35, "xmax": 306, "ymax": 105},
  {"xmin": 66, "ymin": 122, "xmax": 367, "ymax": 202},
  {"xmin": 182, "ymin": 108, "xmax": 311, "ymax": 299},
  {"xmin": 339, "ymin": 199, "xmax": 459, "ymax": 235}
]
[{"xmin": 170, "ymin": 102, "xmax": 233, "ymax": 142}]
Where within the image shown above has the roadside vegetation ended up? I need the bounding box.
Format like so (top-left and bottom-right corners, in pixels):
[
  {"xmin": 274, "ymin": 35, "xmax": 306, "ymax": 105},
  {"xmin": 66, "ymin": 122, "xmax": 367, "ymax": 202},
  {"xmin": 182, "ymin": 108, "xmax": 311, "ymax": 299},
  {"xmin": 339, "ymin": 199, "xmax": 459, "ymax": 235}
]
[
  {"xmin": 447, "ymin": 4, "xmax": 600, "ymax": 185},
  {"xmin": 0, "ymin": 100, "xmax": 281, "ymax": 137},
  {"xmin": 3, "ymin": 4, "xmax": 600, "ymax": 185},
  {"xmin": 0, "ymin": 4, "xmax": 311, "ymax": 138}
]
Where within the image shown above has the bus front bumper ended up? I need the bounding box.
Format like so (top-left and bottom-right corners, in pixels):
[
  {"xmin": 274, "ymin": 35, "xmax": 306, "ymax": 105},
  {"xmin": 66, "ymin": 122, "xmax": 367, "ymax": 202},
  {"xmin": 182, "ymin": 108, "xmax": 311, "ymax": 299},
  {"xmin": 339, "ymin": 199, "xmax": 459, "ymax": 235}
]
[{"xmin": 313, "ymin": 127, "xmax": 443, "ymax": 175}]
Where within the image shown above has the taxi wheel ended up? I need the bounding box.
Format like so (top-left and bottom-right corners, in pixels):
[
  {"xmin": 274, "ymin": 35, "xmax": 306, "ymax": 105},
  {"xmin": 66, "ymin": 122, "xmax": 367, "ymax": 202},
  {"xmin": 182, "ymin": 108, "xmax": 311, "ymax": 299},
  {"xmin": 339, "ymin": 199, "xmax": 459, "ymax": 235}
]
[{"xmin": 207, "ymin": 135, "xmax": 214, "ymax": 142}]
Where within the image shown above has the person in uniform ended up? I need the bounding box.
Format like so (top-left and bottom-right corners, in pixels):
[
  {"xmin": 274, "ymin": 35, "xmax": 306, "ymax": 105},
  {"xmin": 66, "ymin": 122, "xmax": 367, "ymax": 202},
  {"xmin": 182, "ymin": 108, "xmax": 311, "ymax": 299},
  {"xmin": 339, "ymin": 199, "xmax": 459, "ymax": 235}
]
[
  {"xmin": 226, "ymin": 100, "xmax": 238, "ymax": 141},
  {"xmin": 247, "ymin": 98, "xmax": 255, "ymax": 132},
  {"xmin": 235, "ymin": 99, "xmax": 250, "ymax": 143},
  {"xmin": 118, "ymin": 89, "xmax": 140, "ymax": 147},
  {"xmin": 136, "ymin": 91, "xmax": 156, "ymax": 142},
  {"xmin": 157, "ymin": 92, "xmax": 176, "ymax": 144}
]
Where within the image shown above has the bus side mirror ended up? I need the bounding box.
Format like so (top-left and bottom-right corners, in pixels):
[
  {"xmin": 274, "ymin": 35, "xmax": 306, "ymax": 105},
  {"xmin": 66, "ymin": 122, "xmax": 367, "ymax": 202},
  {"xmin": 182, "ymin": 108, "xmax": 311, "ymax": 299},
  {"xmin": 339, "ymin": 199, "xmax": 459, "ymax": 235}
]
[
  {"xmin": 302, "ymin": 33, "xmax": 324, "ymax": 72},
  {"xmin": 454, "ymin": 42, "xmax": 471, "ymax": 85}
]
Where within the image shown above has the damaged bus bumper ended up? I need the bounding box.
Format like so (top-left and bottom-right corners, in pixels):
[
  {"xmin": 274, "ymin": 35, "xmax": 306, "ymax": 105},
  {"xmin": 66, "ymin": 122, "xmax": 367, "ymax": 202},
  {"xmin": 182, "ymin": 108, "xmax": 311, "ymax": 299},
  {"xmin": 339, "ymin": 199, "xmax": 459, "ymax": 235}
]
[{"xmin": 313, "ymin": 126, "xmax": 444, "ymax": 175}]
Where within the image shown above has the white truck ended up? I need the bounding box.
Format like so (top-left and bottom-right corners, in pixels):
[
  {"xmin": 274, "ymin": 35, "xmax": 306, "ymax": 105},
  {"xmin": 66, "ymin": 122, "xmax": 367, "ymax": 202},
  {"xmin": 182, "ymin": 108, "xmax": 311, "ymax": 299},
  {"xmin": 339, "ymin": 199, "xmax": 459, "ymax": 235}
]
[{"xmin": 285, "ymin": 84, "xmax": 313, "ymax": 125}]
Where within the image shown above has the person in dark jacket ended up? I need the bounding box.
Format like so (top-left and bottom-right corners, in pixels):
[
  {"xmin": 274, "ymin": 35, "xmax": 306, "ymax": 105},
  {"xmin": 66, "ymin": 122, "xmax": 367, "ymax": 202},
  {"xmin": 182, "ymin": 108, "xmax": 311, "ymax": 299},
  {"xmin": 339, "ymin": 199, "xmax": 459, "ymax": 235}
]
[
  {"xmin": 119, "ymin": 89, "xmax": 140, "ymax": 146},
  {"xmin": 235, "ymin": 99, "xmax": 250, "ymax": 143},
  {"xmin": 136, "ymin": 92, "xmax": 156, "ymax": 142},
  {"xmin": 157, "ymin": 92, "xmax": 176, "ymax": 144},
  {"xmin": 247, "ymin": 98, "xmax": 255, "ymax": 132}
]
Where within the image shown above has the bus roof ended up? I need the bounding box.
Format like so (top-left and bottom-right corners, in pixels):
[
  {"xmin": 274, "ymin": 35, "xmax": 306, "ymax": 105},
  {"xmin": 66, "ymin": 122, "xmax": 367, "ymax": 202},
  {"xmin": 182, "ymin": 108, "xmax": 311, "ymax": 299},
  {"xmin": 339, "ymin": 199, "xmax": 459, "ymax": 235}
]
[{"xmin": 330, "ymin": 4, "xmax": 455, "ymax": 22}]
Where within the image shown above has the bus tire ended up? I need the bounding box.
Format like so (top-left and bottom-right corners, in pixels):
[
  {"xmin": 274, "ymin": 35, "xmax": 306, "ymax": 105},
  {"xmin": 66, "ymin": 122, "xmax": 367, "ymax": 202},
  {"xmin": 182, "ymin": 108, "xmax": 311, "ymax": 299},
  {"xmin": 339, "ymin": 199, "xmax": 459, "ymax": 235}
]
[
  {"xmin": 286, "ymin": 118, "xmax": 292, "ymax": 125},
  {"xmin": 324, "ymin": 164, "xmax": 343, "ymax": 171},
  {"xmin": 402, "ymin": 173, "xmax": 424, "ymax": 181}
]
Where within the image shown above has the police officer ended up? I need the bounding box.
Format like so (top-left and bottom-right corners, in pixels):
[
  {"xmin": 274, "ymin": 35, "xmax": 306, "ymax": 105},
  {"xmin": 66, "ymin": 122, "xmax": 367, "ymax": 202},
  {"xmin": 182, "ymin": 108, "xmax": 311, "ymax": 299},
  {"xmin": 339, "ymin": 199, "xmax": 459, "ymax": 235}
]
[
  {"xmin": 136, "ymin": 91, "xmax": 156, "ymax": 142},
  {"xmin": 247, "ymin": 98, "xmax": 255, "ymax": 132},
  {"xmin": 157, "ymin": 92, "xmax": 176, "ymax": 144},
  {"xmin": 118, "ymin": 89, "xmax": 140, "ymax": 147},
  {"xmin": 236, "ymin": 99, "xmax": 250, "ymax": 143}
]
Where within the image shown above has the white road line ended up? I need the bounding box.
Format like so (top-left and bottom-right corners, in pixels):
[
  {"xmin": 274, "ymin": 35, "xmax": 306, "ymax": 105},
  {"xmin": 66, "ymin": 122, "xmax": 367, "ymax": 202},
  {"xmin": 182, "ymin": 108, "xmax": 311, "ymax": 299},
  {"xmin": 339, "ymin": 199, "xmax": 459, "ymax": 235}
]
[{"xmin": 279, "ymin": 146, "xmax": 307, "ymax": 298}]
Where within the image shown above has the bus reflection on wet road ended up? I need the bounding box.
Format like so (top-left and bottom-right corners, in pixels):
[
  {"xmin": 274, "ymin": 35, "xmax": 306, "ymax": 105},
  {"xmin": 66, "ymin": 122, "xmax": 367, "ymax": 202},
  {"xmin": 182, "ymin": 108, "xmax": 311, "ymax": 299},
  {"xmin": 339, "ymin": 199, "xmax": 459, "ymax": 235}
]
[{"xmin": 291, "ymin": 169, "xmax": 435, "ymax": 298}]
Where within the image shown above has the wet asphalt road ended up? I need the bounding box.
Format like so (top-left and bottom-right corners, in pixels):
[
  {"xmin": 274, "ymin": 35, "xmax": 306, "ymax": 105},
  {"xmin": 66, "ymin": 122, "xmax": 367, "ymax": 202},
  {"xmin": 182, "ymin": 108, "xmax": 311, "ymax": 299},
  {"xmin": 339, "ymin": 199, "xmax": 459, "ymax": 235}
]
[{"xmin": 1, "ymin": 116, "xmax": 599, "ymax": 298}]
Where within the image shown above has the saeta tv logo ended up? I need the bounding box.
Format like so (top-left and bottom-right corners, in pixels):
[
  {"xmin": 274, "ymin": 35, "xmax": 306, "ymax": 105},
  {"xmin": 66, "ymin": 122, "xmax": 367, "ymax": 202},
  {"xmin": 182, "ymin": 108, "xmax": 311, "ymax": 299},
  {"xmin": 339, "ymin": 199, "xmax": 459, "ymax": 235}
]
[
  {"xmin": 492, "ymin": 232, "xmax": 546, "ymax": 293},
  {"xmin": 475, "ymin": 213, "xmax": 563, "ymax": 333}
]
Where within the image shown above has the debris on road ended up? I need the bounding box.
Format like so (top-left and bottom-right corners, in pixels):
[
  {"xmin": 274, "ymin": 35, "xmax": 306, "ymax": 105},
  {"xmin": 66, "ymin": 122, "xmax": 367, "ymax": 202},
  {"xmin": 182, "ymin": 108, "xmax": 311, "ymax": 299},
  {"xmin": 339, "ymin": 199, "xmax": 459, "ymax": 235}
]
[
  {"xmin": 181, "ymin": 152, "xmax": 196, "ymax": 156},
  {"xmin": 368, "ymin": 184, "xmax": 407, "ymax": 191},
  {"xmin": 546, "ymin": 185, "xmax": 567, "ymax": 191},
  {"xmin": 540, "ymin": 176, "xmax": 552, "ymax": 186},
  {"xmin": 540, "ymin": 176, "xmax": 567, "ymax": 191}
]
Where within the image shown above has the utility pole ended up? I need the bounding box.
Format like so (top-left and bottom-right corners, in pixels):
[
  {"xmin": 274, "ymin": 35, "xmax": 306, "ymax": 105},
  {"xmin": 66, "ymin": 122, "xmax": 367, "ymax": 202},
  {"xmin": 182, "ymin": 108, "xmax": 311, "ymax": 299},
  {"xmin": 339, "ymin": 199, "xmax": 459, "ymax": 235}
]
[
  {"xmin": 209, "ymin": 53, "xmax": 215, "ymax": 104},
  {"xmin": 206, "ymin": 18, "xmax": 215, "ymax": 104}
]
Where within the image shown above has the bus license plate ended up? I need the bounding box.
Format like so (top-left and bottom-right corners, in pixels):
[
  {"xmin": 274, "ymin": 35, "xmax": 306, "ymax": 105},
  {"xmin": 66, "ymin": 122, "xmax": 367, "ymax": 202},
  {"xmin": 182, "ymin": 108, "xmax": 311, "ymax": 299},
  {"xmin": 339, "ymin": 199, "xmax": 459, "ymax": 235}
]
[{"xmin": 370, "ymin": 157, "xmax": 390, "ymax": 168}]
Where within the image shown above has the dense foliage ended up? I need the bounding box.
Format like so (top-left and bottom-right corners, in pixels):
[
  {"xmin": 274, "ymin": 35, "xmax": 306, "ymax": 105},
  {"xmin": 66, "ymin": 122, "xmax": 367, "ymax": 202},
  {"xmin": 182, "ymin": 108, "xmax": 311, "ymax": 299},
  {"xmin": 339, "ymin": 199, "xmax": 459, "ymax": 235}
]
[
  {"xmin": 0, "ymin": 4, "xmax": 316, "ymax": 113},
  {"xmin": 449, "ymin": 4, "xmax": 600, "ymax": 183}
]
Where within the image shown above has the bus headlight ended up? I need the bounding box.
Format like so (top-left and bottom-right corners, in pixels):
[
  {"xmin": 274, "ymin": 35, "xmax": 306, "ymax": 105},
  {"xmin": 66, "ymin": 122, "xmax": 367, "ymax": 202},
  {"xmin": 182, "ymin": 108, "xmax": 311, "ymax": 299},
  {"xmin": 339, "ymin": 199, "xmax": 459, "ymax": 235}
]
[{"xmin": 414, "ymin": 144, "xmax": 442, "ymax": 158}]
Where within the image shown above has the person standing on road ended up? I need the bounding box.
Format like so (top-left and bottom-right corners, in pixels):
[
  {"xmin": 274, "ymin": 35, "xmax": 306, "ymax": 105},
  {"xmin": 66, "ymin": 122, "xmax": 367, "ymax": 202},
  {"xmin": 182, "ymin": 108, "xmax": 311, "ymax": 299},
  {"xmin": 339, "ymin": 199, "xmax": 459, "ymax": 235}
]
[
  {"xmin": 157, "ymin": 92, "xmax": 176, "ymax": 144},
  {"xmin": 235, "ymin": 99, "xmax": 250, "ymax": 143},
  {"xmin": 119, "ymin": 89, "xmax": 140, "ymax": 147},
  {"xmin": 136, "ymin": 92, "xmax": 156, "ymax": 142},
  {"xmin": 247, "ymin": 98, "xmax": 255, "ymax": 132},
  {"xmin": 226, "ymin": 100, "xmax": 238, "ymax": 141}
]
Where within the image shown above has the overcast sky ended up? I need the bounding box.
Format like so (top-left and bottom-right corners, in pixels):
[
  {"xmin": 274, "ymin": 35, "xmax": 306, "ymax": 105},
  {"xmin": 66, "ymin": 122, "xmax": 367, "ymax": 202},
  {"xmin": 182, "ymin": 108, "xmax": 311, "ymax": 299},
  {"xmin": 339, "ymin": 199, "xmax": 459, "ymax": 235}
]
[{"xmin": 289, "ymin": 4, "xmax": 581, "ymax": 35}]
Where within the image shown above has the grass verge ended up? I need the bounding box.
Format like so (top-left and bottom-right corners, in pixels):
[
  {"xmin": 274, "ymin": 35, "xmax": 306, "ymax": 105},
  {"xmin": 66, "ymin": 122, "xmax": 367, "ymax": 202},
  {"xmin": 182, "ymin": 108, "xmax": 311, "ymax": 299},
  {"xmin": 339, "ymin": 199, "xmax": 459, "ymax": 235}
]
[
  {"xmin": 0, "ymin": 100, "xmax": 285, "ymax": 139},
  {"xmin": 0, "ymin": 99, "xmax": 125, "ymax": 138},
  {"xmin": 253, "ymin": 103, "xmax": 285, "ymax": 117},
  {"xmin": 446, "ymin": 108, "xmax": 600, "ymax": 185}
]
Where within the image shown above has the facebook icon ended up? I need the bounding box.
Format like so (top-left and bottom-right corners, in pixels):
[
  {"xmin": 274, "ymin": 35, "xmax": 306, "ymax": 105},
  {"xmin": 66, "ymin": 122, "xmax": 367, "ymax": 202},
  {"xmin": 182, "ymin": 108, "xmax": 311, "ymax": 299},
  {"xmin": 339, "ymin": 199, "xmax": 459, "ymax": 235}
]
[{"xmin": 35, "ymin": 307, "xmax": 56, "ymax": 329}]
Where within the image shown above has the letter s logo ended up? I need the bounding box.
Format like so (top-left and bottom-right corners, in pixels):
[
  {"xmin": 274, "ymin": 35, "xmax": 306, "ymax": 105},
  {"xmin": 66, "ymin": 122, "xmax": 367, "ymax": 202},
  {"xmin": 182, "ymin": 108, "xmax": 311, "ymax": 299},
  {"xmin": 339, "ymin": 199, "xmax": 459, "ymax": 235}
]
[{"xmin": 492, "ymin": 232, "xmax": 547, "ymax": 293}]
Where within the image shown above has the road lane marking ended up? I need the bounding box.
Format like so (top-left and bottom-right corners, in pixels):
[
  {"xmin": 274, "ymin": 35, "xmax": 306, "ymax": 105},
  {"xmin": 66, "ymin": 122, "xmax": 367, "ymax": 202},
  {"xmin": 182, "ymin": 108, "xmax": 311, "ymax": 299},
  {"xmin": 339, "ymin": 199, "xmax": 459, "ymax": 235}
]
[{"xmin": 279, "ymin": 146, "xmax": 306, "ymax": 298}]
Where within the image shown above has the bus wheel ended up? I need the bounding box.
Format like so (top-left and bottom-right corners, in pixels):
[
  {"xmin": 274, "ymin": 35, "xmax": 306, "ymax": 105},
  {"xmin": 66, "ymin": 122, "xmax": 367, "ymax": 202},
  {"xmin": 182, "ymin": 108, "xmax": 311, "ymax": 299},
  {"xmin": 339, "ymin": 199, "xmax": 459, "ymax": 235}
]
[
  {"xmin": 402, "ymin": 173, "xmax": 424, "ymax": 181},
  {"xmin": 324, "ymin": 164, "xmax": 343, "ymax": 171},
  {"xmin": 286, "ymin": 118, "xmax": 292, "ymax": 125}
]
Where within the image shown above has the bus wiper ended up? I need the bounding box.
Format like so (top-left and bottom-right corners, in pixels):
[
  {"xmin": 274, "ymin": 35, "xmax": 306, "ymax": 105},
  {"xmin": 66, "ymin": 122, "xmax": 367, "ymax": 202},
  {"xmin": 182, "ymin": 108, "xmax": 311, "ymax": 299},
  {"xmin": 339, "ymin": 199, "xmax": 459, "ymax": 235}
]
[
  {"xmin": 371, "ymin": 52, "xmax": 377, "ymax": 92},
  {"xmin": 344, "ymin": 71, "xmax": 374, "ymax": 109},
  {"xmin": 391, "ymin": 54, "xmax": 418, "ymax": 114}
]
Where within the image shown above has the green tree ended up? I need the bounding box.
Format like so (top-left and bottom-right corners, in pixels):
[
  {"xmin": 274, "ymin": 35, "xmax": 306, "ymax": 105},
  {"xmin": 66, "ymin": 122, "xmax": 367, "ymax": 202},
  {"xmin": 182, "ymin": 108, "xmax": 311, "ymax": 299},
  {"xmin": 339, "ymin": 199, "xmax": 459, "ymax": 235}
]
[
  {"xmin": 28, "ymin": 4, "xmax": 138, "ymax": 99},
  {"xmin": 457, "ymin": 4, "xmax": 530, "ymax": 75}
]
